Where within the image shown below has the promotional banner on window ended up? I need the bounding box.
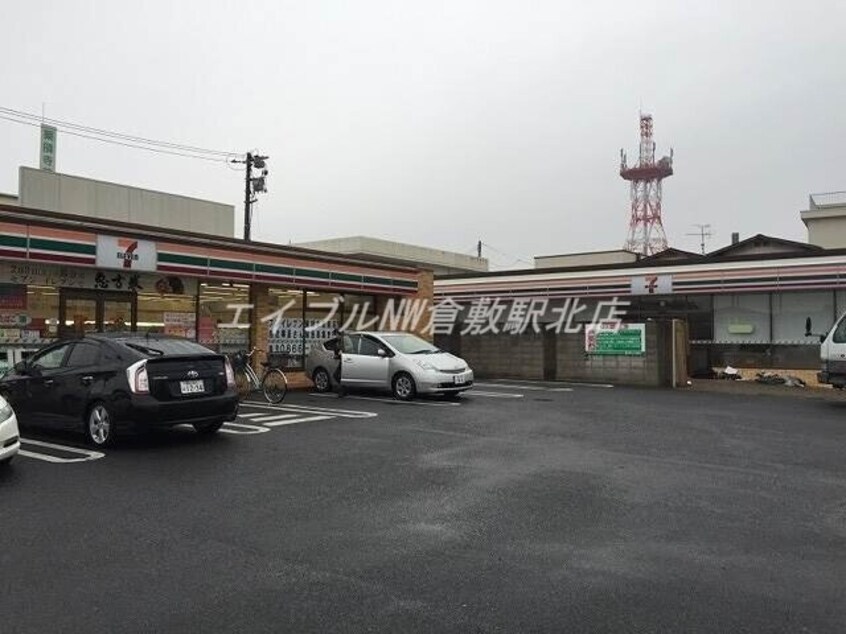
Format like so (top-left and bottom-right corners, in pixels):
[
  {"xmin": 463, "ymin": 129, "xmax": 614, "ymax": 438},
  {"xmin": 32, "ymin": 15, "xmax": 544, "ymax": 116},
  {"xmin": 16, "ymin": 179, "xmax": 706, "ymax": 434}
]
[{"xmin": 585, "ymin": 322, "xmax": 645, "ymax": 356}]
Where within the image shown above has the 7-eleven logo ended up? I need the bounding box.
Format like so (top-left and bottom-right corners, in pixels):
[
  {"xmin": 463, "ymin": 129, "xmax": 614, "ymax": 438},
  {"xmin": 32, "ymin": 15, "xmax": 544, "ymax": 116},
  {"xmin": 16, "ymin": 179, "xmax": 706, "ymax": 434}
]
[{"xmin": 116, "ymin": 239, "xmax": 140, "ymax": 269}]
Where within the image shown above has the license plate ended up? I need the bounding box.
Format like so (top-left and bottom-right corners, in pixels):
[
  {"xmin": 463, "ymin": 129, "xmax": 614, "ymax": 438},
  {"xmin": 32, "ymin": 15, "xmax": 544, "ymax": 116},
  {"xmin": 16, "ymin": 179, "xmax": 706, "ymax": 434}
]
[
  {"xmin": 180, "ymin": 379, "xmax": 205, "ymax": 394},
  {"xmin": 454, "ymin": 373, "xmax": 467, "ymax": 385}
]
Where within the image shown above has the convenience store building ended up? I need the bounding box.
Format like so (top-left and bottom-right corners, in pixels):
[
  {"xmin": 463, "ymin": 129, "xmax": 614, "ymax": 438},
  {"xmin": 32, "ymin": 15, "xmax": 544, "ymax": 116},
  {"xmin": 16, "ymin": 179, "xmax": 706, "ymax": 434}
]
[{"xmin": 0, "ymin": 170, "xmax": 429, "ymax": 376}]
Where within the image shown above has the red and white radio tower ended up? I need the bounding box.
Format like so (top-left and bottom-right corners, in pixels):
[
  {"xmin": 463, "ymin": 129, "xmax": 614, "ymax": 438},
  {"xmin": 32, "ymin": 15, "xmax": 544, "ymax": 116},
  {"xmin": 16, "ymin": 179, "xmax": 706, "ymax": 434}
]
[{"xmin": 620, "ymin": 114, "xmax": 673, "ymax": 255}]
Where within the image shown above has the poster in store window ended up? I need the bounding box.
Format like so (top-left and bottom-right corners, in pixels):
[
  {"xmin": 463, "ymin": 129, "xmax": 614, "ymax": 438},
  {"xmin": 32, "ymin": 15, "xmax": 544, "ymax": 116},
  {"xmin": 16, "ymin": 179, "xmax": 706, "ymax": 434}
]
[
  {"xmin": 163, "ymin": 312, "xmax": 196, "ymax": 339},
  {"xmin": 0, "ymin": 284, "xmax": 27, "ymax": 310}
]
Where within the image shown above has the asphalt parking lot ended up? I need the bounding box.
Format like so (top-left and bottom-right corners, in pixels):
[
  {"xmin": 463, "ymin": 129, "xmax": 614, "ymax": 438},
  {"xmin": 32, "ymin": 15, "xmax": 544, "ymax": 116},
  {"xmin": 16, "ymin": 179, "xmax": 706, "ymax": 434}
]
[{"xmin": 3, "ymin": 381, "xmax": 846, "ymax": 633}]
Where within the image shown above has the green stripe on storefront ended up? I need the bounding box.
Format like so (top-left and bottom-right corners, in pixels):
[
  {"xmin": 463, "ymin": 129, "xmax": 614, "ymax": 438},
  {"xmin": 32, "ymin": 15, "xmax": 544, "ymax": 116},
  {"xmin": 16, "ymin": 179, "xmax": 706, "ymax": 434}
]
[
  {"xmin": 0, "ymin": 235, "xmax": 27, "ymax": 249},
  {"xmin": 363, "ymin": 275, "xmax": 397, "ymax": 287},
  {"xmin": 392, "ymin": 279, "xmax": 418, "ymax": 289},
  {"xmin": 256, "ymin": 263, "xmax": 295, "ymax": 276},
  {"xmin": 209, "ymin": 258, "xmax": 253, "ymax": 272},
  {"xmin": 296, "ymin": 268, "xmax": 331, "ymax": 280},
  {"xmin": 29, "ymin": 238, "xmax": 95, "ymax": 255},
  {"xmin": 332, "ymin": 272, "xmax": 362, "ymax": 283},
  {"xmin": 159, "ymin": 252, "xmax": 208, "ymax": 267}
]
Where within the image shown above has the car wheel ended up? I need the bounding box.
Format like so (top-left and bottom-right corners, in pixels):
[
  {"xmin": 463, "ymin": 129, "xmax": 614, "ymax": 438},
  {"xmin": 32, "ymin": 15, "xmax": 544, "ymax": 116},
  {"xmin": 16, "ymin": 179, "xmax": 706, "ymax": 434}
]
[
  {"xmin": 0, "ymin": 457, "xmax": 13, "ymax": 468},
  {"xmin": 194, "ymin": 420, "xmax": 224, "ymax": 435},
  {"xmin": 313, "ymin": 367, "xmax": 331, "ymax": 393},
  {"xmin": 87, "ymin": 401, "xmax": 116, "ymax": 448},
  {"xmin": 392, "ymin": 372, "xmax": 417, "ymax": 401}
]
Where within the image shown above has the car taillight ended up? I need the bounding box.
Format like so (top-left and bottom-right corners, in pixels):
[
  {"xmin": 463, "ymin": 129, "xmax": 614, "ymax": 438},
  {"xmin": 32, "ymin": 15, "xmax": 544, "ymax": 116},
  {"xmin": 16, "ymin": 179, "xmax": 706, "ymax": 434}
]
[
  {"xmin": 126, "ymin": 360, "xmax": 149, "ymax": 394},
  {"xmin": 224, "ymin": 358, "xmax": 236, "ymax": 388}
]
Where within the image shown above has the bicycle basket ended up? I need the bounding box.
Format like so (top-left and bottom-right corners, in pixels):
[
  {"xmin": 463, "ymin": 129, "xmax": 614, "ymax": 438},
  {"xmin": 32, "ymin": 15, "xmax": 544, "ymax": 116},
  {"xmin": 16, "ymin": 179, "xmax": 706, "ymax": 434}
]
[{"xmin": 229, "ymin": 351, "xmax": 247, "ymax": 370}]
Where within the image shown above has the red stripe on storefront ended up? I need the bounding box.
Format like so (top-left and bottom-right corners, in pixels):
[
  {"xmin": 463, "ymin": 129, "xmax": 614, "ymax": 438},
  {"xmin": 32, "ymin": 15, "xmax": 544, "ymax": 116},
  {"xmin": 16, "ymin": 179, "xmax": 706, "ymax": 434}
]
[
  {"xmin": 27, "ymin": 253, "xmax": 97, "ymax": 266},
  {"xmin": 158, "ymin": 264, "xmax": 208, "ymax": 276}
]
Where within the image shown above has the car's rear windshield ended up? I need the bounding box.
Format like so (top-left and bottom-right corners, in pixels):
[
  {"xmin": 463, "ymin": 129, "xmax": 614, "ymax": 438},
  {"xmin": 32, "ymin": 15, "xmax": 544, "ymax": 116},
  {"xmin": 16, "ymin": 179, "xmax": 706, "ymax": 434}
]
[
  {"xmin": 119, "ymin": 338, "xmax": 215, "ymax": 357},
  {"xmin": 379, "ymin": 334, "xmax": 441, "ymax": 354}
]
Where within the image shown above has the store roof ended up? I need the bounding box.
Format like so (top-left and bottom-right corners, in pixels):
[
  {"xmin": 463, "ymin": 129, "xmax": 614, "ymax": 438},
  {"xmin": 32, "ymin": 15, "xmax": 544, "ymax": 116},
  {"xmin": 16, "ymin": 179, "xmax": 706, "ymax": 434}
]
[{"xmin": 0, "ymin": 203, "xmax": 419, "ymax": 274}]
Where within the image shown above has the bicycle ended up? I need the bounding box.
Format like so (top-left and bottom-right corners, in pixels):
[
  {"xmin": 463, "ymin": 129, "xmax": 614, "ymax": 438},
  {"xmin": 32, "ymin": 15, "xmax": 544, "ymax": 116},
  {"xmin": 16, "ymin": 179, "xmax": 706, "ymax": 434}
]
[{"xmin": 229, "ymin": 347, "xmax": 288, "ymax": 404}]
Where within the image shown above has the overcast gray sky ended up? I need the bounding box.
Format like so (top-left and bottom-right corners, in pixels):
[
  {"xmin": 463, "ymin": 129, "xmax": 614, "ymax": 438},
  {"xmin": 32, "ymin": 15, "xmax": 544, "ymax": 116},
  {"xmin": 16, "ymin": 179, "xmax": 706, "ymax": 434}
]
[{"xmin": 2, "ymin": 1, "xmax": 844, "ymax": 268}]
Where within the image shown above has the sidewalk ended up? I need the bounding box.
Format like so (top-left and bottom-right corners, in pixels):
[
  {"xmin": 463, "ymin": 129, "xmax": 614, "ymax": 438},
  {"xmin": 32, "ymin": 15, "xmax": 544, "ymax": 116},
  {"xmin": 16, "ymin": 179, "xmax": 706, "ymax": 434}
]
[{"xmin": 687, "ymin": 378, "xmax": 846, "ymax": 401}]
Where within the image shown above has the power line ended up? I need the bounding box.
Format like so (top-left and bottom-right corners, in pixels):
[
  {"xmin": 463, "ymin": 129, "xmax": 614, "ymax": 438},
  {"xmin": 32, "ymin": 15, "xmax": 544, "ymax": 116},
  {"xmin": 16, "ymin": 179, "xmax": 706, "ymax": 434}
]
[
  {"xmin": 0, "ymin": 105, "xmax": 241, "ymax": 158},
  {"xmin": 479, "ymin": 241, "xmax": 533, "ymax": 266},
  {"xmin": 0, "ymin": 113, "xmax": 235, "ymax": 163}
]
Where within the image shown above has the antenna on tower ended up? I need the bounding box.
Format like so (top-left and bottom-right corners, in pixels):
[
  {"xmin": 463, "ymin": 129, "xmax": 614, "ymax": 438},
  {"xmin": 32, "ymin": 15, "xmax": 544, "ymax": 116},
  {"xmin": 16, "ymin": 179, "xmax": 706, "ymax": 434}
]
[
  {"xmin": 620, "ymin": 114, "xmax": 673, "ymax": 256},
  {"xmin": 686, "ymin": 224, "xmax": 712, "ymax": 255}
]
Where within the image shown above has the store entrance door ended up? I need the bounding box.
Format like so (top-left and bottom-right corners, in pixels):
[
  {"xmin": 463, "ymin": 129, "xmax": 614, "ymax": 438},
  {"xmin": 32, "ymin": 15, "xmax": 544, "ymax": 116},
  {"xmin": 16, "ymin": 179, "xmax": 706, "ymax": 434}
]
[{"xmin": 58, "ymin": 289, "xmax": 138, "ymax": 339}]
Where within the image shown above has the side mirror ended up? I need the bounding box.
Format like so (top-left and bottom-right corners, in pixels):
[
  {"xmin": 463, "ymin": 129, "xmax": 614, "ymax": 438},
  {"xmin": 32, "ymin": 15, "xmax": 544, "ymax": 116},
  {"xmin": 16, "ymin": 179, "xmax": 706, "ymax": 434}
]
[
  {"xmin": 377, "ymin": 348, "xmax": 387, "ymax": 358},
  {"xmin": 13, "ymin": 360, "xmax": 28, "ymax": 374},
  {"xmin": 805, "ymin": 317, "xmax": 812, "ymax": 337}
]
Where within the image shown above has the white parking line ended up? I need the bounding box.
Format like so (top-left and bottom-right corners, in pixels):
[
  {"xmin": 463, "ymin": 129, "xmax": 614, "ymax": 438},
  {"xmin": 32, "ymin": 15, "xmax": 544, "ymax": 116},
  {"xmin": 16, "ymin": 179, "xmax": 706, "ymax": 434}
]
[
  {"xmin": 466, "ymin": 391, "xmax": 524, "ymax": 399},
  {"xmin": 244, "ymin": 401, "xmax": 379, "ymax": 418},
  {"xmin": 261, "ymin": 415, "xmax": 332, "ymax": 427},
  {"xmin": 477, "ymin": 381, "xmax": 610, "ymax": 390},
  {"xmin": 220, "ymin": 422, "xmax": 270, "ymax": 435},
  {"xmin": 474, "ymin": 382, "xmax": 548, "ymax": 391},
  {"xmin": 309, "ymin": 392, "xmax": 462, "ymax": 407},
  {"xmin": 236, "ymin": 413, "xmax": 266, "ymax": 419},
  {"xmin": 19, "ymin": 438, "xmax": 105, "ymax": 464},
  {"xmin": 342, "ymin": 395, "xmax": 461, "ymax": 407},
  {"xmin": 251, "ymin": 413, "xmax": 299, "ymax": 423}
]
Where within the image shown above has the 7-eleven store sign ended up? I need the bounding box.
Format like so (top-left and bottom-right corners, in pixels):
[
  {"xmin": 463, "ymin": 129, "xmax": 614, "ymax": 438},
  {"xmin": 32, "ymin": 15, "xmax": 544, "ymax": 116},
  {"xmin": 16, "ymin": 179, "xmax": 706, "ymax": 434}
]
[{"xmin": 96, "ymin": 235, "xmax": 157, "ymax": 272}]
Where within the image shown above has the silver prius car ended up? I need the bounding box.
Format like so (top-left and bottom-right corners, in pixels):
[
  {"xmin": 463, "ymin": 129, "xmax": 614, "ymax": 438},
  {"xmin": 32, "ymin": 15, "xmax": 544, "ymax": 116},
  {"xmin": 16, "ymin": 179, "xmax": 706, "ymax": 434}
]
[{"xmin": 305, "ymin": 331, "xmax": 474, "ymax": 400}]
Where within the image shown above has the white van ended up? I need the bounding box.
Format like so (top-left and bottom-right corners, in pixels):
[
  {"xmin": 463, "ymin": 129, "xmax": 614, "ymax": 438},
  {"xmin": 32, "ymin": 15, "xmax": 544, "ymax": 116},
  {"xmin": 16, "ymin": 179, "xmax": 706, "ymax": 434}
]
[{"xmin": 806, "ymin": 316, "xmax": 846, "ymax": 388}]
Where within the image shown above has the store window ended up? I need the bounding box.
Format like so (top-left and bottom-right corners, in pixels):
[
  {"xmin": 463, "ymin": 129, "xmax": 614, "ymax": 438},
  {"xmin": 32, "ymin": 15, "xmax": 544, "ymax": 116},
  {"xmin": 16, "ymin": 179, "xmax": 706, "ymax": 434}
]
[
  {"xmin": 20, "ymin": 284, "xmax": 59, "ymax": 343},
  {"xmin": 304, "ymin": 291, "xmax": 341, "ymax": 357},
  {"xmin": 772, "ymin": 291, "xmax": 834, "ymax": 344},
  {"xmin": 713, "ymin": 293, "xmax": 770, "ymax": 343},
  {"xmin": 342, "ymin": 293, "xmax": 378, "ymax": 331},
  {"xmin": 198, "ymin": 282, "xmax": 251, "ymax": 354},
  {"xmin": 267, "ymin": 288, "xmax": 305, "ymax": 369},
  {"xmin": 136, "ymin": 276, "xmax": 197, "ymax": 337},
  {"xmin": 685, "ymin": 295, "xmax": 714, "ymax": 341}
]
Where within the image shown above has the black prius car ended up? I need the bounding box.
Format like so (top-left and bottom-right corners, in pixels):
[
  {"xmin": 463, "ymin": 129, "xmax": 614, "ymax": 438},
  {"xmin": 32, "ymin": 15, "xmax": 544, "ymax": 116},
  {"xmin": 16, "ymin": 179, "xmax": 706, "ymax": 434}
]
[{"xmin": 0, "ymin": 333, "xmax": 239, "ymax": 447}]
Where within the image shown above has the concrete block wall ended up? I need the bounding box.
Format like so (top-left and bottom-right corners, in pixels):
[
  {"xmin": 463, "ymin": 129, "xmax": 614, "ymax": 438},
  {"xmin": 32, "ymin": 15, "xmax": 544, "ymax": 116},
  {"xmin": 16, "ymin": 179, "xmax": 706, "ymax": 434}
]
[
  {"xmin": 441, "ymin": 321, "xmax": 678, "ymax": 387},
  {"xmin": 458, "ymin": 332, "xmax": 545, "ymax": 379},
  {"xmin": 556, "ymin": 324, "xmax": 662, "ymax": 386}
]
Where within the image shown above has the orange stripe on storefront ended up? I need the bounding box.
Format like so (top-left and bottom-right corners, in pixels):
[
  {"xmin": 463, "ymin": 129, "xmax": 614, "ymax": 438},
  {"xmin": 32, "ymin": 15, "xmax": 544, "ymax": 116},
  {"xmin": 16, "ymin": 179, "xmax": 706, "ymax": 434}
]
[{"xmin": 28, "ymin": 226, "xmax": 96, "ymax": 244}]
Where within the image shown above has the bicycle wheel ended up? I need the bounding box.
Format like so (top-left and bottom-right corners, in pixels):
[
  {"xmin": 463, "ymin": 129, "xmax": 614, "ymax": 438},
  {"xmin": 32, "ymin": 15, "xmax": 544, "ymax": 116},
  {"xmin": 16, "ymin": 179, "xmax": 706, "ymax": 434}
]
[
  {"xmin": 234, "ymin": 368, "xmax": 252, "ymax": 402},
  {"xmin": 261, "ymin": 368, "xmax": 288, "ymax": 404}
]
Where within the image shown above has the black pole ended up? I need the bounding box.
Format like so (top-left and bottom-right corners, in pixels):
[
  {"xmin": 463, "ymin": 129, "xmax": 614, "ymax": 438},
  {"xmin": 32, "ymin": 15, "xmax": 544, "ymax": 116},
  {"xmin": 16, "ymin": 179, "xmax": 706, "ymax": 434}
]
[{"xmin": 243, "ymin": 152, "xmax": 253, "ymax": 241}]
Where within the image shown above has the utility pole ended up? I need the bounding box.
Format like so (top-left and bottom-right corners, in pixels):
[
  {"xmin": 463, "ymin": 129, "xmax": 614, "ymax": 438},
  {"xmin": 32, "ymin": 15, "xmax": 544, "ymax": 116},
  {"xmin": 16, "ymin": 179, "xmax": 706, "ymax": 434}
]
[
  {"xmin": 232, "ymin": 152, "xmax": 269, "ymax": 241},
  {"xmin": 477, "ymin": 240, "xmax": 482, "ymax": 258},
  {"xmin": 686, "ymin": 223, "xmax": 712, "ymax": 255}
]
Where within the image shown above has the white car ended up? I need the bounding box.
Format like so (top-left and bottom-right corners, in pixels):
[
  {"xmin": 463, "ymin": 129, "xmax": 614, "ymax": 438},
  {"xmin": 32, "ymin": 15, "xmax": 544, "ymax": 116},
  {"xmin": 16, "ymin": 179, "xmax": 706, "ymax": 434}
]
[
  {"xmin": 305, "ymin": 331, "xmax": 474, "ymax": 400},
  {"xmin": 0, "ymin": 393, "xmax": 20, "ymax": 467}
]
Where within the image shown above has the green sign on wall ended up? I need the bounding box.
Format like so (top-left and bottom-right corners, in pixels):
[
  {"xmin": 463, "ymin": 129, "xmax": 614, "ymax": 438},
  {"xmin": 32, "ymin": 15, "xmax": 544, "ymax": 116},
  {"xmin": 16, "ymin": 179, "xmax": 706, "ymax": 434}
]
[
  {"xmin": 40, "ymin": 124, "xmax": 57, "ymax": 172},
  {"xmin": 585, "ymin": 323, "xmax": 645, "ymax": 356}
]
